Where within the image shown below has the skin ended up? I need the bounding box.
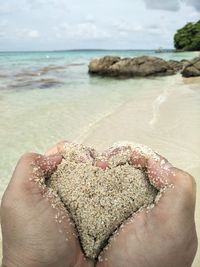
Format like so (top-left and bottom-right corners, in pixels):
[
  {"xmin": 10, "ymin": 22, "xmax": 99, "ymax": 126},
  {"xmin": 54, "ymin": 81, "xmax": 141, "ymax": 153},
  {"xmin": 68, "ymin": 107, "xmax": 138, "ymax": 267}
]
[
  {"xmin": 97, "ymin": 147, "xmax": 198, "ymax": 267},
  {"xmin": 1, "ymin": 142, "xmax": 198, "ymax": 267}
]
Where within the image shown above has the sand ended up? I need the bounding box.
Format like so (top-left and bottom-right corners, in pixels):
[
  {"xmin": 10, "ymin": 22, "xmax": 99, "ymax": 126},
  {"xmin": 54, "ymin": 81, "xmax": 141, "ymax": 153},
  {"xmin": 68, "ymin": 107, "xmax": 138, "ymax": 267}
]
[{"xmin": 48, "ymin": 143, "xmax": 158, "ymax": 259}]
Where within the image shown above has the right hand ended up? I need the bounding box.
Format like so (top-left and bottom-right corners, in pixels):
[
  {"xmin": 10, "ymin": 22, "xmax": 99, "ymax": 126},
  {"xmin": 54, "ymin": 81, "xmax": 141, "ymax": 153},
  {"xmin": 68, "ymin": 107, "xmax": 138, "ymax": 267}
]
[{"xmin": 97, "ymin": 145, "xmax": 198, "ymax": 267}]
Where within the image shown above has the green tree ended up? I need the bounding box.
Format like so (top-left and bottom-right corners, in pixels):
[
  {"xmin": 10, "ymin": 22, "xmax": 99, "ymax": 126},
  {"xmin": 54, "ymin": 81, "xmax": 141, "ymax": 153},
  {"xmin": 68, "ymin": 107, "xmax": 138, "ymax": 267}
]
[{"xmin": 174, "ymin": 20, "xmax": 200, "ymax": 51}]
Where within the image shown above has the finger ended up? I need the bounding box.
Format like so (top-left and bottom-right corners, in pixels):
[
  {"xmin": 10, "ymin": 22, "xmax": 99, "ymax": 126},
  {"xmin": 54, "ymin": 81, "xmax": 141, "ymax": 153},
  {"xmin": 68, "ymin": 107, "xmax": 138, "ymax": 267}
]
[
  {"xmin": 95, "ymin": 160, "xmax": 109, "ymax": 170},
  {"xmin": 45, "ymin": 141, "xmax": 97, "ymax": 165},
  {"xmin": 103, "ymin": 144, "xmax": 172, "ymax": 186},
  {"xmin": 129, "ymin": 147, "xmax": 196, "ymax": 217},
  {"xmin": 103, "ymin": 144, "xmax": 133, "ymax": 167},
  {"xmin": 62, "ymin": 143, "xmax": 97, "ymax": 164},
  {"xmin": 130, "ymin": 147, "xmax": 196, "ymax": 198},
  {"xmin": 8, "ymin": 153, "xmax": 62, "ymax": 194},
  {"xmin": 129, "ymin": 148, "xmax": 174, "ymax": 189},
  {"xmin": 45, "ymin": 140, "xmax": 69, "ymax": 156}
]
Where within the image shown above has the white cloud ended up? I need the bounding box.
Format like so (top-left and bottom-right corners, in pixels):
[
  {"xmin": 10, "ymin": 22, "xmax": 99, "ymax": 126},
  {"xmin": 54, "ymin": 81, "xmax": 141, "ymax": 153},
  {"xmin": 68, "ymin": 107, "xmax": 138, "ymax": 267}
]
[
  {"xmin": 56, "ymin": 22, "xmax": 111, "ymax": 41},
  {"xmin": 26, "ymin": 0, "xmax": 68, "ymax": 10},
  {"xmin": 0, "ymin": 3, "xmax": 15, "ymax": 14},
  {"xmin": 114, "ymin": 21, "xmax": 144, "ymax": 33},
  {"xmin": 0, "ymin": 31, "xmax": 6, "ymax": 37},
  {"xmin": 0, "ymin": 20, "xmax": 8, "ymax": 27},
  {"xmin": 0, "ymin": 20, "xmax": 8, "ymax": 38},
  {"xmin": 16, "ymin": 28, "xmax": 40, "ymax": 39},
  {"xmin": 84, "ymin": 14, "xmax": 95, "ymax": 23},
  {"xmin": 28, "ymin": 30, "xmax": 40, "ymax": 38},
  {"xmin": 113, "ymin": 20, "xmax": 162, "ymax": 35}
]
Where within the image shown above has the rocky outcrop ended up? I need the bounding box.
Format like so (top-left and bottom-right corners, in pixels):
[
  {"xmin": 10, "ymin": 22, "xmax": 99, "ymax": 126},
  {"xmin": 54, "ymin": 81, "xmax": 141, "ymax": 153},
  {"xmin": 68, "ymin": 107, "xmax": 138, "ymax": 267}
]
[
  {"xmin": 168, "ymin": 60, "xmax": 183, "ymax": 72},
  {"xmin": 181, "ymin": 57, "xmax": 200, "ymax": 77},
  {"xmin": 88, "ymin": 56, "xmax": 183, "ymax": 78}
]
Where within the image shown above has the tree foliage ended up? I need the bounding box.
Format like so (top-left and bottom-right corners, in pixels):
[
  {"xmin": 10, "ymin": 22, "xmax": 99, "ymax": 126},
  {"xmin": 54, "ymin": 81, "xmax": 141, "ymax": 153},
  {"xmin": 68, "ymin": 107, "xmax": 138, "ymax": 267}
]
[{"xmin": 174, "ymin": 20, "xmax": 200, "ymax": 51}]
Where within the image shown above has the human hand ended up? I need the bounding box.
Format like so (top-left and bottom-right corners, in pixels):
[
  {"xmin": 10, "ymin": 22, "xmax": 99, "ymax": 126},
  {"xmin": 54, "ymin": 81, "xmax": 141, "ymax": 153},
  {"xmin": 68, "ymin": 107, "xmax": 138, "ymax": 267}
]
[
  {"xmin": 97, "ymin": 145, "xmax": 198, "ymax": 267},
  {"xmin": 1, "ymin": 142, "xmax": 94, "ymax": 267},
  {"xmin": 1, "ymin": 142, "xmax": 197, "ymax": 267}
]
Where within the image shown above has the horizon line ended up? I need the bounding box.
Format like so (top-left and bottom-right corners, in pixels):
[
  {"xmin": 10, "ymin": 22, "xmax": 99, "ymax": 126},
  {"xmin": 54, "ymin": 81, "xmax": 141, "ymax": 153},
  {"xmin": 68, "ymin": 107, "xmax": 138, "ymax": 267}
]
[{"xmin": 0, "ymin": 48, "xmax": 175, "ymax": 53}]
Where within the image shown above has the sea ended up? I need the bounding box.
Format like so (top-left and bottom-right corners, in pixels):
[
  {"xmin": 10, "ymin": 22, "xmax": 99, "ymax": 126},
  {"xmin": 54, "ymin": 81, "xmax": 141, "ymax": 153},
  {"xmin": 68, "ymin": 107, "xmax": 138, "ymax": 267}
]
[{"xmin": 0, "ymin": 49, "xmax": 199, "ymax": 196}]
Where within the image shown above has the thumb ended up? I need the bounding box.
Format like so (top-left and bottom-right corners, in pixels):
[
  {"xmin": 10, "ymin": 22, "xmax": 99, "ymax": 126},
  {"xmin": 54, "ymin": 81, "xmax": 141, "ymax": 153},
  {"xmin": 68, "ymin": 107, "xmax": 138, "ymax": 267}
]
[
  {"xmin": 5, "ymin": 153, "xmax": 62, "ymax": 196},
  {"xmin": 130, "ymin": 148, "xmax": 196, "ymax": 217}
]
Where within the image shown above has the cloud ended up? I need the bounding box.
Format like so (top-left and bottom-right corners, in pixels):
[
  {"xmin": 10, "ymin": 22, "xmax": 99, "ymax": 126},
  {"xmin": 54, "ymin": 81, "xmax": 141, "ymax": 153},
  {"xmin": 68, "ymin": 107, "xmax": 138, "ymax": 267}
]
[
  {"xmin": 0, "ymin": 3, "xmax": 15, "ymax": 14},
  {"xmin": 26, "ymin": 0, "xmax": 68, "ymax": 10},
  {"xmin": 56, "ymin": 22, "xmax": 111, "ymax": 41},
  {"xmin": 144, "ymin": 0, "xmax": 200, "ymax": 12},
  {"xmin": 0, "ymin": 19, "xmax": 8, "ymax": 27},
  {"xmin": 0, "ymin": 20, "xmax": 8, "ymax": 38},
  {"xmin": 0, "ymin": 31, "xmax": 6, "ymax": 37},
  {"xmin": 16, "ymin": 28, "xmax": 40, "ymax": 39},
  {"xmin": 113, "ymin": 20, "xmax": 162, "ymax": 36},
  {"xmin": 28, "ymin": 30, "xmax": 40, "ymax": 38},
  {"xmin": 113, "ymin": 21, "xmax": 144, "ymax": 33},
  {"xmin": 185, "ymin": 0, "xmax": 200, "ymax": 11},
  {"xmin": 143, "ymin": 0, "xmax": 180, "ymax": 11}
]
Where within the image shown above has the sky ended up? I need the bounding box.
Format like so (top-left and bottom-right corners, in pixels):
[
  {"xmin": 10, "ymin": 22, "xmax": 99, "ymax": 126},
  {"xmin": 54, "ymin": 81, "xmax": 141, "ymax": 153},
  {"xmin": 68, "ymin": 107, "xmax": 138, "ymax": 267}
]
[{"xmin": 0, "ymin": 0, "xmax": 199, "ymax": 51}]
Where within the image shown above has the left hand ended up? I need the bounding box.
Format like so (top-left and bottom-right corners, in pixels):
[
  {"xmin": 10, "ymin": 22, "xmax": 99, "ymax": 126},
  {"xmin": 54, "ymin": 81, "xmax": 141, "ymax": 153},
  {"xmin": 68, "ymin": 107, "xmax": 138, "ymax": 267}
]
[{"xmin": 1, "ymin": 142, "xmax": 94, "ymax": 267}]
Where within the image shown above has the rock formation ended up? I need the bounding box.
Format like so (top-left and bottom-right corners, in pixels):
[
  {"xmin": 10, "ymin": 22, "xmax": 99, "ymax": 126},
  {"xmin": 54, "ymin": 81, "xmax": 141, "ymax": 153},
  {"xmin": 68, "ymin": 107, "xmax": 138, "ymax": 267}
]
[
  {"xmin": 181, "ymin": 57, "xmax": 200, "ymax": 77},
  {"xmin": 88, "ymin": 56, "xmax": 183, "ymax": 78}
]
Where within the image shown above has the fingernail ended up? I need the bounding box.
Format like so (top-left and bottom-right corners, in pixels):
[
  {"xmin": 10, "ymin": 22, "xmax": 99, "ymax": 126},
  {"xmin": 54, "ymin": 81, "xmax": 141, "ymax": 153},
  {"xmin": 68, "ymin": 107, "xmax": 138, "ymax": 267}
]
[
  {"xmin": 160, "ymin": 160, "xmax": 173, "ymax": 171},
  {"xmin": 48, "ymin": 153, "xmax": 62, "ymax": 158},
  {"xmin": 47, "ymin": 154, "xmax": 63, "ymax": 164},
  {"xmin": 95, "ymin": 160, "xmax": 109, "ymax": 170}
]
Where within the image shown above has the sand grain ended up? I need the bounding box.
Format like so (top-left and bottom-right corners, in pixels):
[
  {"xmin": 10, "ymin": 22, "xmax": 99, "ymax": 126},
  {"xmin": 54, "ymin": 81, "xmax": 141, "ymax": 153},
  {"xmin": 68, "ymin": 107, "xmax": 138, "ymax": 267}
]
[{"xmin": 48, "ymin": 143, "xmax": 158, "ymax": 259}]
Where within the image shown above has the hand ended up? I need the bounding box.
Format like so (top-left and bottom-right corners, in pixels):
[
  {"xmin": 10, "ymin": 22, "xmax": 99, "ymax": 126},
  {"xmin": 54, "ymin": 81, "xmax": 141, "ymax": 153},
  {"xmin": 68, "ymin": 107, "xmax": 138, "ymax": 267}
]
[
  {"xmin": 97, "ymin": 145, "xmax": 198, "ymax": 267},
  {"xmin": 1, "ymin": 142, "xmax": 94, "ymax": 267}
]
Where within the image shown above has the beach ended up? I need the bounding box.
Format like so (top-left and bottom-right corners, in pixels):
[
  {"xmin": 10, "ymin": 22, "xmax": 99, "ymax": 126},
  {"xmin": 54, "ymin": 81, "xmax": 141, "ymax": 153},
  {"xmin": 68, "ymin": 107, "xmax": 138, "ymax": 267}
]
[{"xmin": 0, "ymin": 50, "xmax": 199, "ymax": 265}]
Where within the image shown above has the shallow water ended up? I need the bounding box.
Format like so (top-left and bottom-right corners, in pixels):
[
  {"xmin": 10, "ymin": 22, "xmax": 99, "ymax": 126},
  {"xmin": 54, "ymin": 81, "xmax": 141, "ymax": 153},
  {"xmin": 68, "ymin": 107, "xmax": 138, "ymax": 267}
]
[{"xmin": 0, "ymin": 50, "xmax": 200, "ymax": 265}]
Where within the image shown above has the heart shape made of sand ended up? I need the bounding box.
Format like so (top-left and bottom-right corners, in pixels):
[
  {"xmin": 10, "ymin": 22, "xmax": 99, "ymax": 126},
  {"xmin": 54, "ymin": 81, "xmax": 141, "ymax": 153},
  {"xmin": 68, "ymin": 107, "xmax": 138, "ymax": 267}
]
[{"xmin": 48, "ymin": 142, "xmax": 158, "ymax": 260}]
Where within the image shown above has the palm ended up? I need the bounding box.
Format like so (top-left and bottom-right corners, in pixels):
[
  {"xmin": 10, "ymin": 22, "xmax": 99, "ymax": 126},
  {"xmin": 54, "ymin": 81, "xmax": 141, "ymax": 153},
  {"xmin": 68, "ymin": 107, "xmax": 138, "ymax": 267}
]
[
  {"xmin": 97, "ymin": 178, "xmax": 197, "ymax": 267},
  {"xmin": 1, "ymin": 152, "xmax": 92, "ymax": 267},
  {"xmin": 23, "ymin": 191, "xmax": 85, "ymax": 267}
]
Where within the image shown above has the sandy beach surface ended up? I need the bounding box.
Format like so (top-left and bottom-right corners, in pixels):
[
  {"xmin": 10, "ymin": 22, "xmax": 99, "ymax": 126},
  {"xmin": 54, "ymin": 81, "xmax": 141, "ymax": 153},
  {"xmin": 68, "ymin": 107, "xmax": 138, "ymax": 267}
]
[{"xmin": 0, "ymin": 51, "xmax": 199, "ymax": 265}]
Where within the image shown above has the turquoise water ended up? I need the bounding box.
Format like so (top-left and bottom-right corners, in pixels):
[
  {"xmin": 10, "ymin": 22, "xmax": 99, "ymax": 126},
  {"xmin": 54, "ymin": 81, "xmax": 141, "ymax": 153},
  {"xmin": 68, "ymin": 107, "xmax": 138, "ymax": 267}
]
[{"xmin": 0, "ymin": 50, "xmax": 198, "ymax": 197}]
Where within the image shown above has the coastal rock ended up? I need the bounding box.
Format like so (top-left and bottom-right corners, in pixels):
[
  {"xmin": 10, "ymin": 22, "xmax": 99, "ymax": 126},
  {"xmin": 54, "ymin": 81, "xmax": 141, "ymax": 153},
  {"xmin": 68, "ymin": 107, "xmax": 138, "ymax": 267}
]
[
  {"xmin": 168, "ymin": 60, "xmax": 183, "ymax": 72},
  {"xmin": 181, "ymin": 57, "xmax": 200, "ymax": 77},
  {"xmin": 88, "ymin": 56, "xmax": 120, "ymax": 74},
  {"xmin": 89, "ymin": 56, "xmax": 182, "ymax": 78}
]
